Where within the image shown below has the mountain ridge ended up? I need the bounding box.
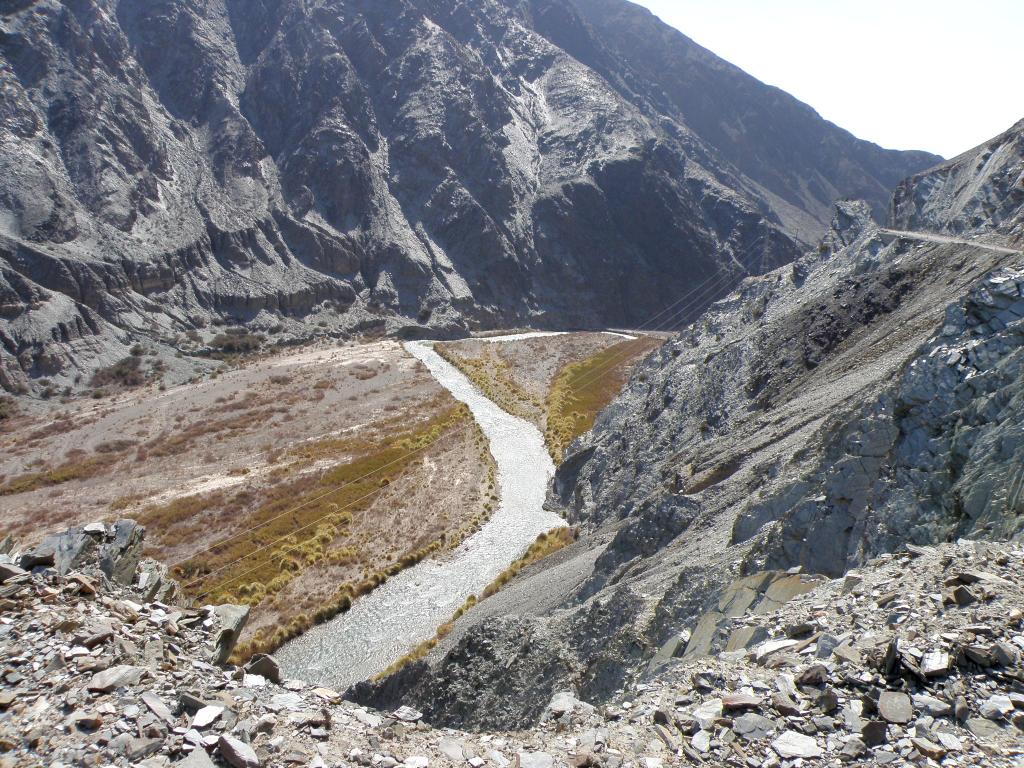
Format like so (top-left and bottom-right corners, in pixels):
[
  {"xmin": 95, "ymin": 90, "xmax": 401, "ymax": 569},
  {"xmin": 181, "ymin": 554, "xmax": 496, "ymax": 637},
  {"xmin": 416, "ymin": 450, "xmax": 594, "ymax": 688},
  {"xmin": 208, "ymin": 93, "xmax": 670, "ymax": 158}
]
[{"xmin": 0, "ymin": 0, "xmax": 939, "ymax": 395}]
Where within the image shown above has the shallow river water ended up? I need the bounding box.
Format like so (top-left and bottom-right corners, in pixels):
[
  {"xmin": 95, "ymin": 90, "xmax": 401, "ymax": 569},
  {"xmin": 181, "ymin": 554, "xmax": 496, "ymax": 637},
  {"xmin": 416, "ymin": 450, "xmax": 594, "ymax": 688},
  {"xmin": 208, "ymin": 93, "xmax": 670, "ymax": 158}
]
[{"xmin": 276, "ymin": 335, "xmax": 567, "ymax": 689}]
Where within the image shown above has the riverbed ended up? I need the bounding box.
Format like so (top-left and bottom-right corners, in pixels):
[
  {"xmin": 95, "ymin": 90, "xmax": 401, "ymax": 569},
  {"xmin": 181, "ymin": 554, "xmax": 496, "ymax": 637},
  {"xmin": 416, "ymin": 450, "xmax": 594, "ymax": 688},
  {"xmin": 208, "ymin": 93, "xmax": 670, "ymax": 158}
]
[{"xmin": 276, "ymin": 335, "xmax": 567, "ymax": 688}]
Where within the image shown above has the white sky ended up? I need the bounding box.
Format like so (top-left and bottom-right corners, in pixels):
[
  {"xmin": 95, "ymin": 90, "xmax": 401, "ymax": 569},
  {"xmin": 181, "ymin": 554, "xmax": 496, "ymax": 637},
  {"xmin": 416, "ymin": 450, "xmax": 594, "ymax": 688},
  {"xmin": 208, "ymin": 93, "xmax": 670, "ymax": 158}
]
[{"xmin": 628, "ymin": 0, "xmax": 1023, "ymax": 158}]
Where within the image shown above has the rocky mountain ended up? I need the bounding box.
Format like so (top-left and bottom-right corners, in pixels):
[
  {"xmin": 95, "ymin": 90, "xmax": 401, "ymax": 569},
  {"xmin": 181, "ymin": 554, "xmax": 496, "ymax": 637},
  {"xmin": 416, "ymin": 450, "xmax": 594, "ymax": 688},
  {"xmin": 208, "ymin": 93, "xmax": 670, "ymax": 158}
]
[
  {"xmin": 0, "ymin": 0, "xmax": 939, "ymax": 394},
  {"xmin": 353, "ymin": 120, "xmax": 1023, "ymax": 729}
]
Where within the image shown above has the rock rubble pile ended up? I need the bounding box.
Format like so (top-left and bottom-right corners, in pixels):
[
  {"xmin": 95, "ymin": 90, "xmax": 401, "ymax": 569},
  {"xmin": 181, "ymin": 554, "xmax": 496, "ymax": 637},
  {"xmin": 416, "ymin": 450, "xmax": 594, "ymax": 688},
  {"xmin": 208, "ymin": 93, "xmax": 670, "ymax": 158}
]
[{"xmin": 2, "ymin": 521, "xmax": 1023, "ymax": 767}]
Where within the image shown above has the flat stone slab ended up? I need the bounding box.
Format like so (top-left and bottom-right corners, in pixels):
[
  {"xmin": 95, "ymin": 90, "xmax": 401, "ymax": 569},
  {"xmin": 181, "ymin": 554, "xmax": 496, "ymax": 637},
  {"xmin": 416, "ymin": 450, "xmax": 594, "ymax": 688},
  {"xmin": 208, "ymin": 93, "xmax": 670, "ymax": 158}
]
[
  {"xmin": 878, "ymin": 691, "xmax": 913, "ymax": 724},
  {"xmin": 87, "ymin": 665, "xmax": 145, "ymax": 693},
  {"xmin": 772, "ymin": 730, "xmax": 822, "ymax": 759}
]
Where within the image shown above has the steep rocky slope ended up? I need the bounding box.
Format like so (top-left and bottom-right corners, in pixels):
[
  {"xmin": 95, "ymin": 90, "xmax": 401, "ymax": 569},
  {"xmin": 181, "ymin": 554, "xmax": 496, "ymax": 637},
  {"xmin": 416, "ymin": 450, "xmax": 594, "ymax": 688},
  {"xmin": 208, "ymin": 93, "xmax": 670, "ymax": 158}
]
[
  {"xmin": 891, "ymin": 117, "xmax": 1024, "ymax": 239},
  {"xmin": 354, "ymin": 121, "xmax": 1023, "ymax": 729},
  {"xmin": 0, "ymin": 0, "xmax": 937, "ymax": 394},
  {"xmin": 527, "ymin": 0, "xmax": 940, "ymax": 242}
]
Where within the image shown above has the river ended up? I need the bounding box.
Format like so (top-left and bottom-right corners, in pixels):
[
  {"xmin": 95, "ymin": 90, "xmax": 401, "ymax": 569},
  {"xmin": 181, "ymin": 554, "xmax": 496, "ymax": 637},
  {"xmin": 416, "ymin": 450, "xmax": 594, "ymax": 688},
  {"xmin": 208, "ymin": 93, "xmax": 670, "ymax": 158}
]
[{"xmin": 276, "ymin": 335, "xmax": 567, "ymax": 688}]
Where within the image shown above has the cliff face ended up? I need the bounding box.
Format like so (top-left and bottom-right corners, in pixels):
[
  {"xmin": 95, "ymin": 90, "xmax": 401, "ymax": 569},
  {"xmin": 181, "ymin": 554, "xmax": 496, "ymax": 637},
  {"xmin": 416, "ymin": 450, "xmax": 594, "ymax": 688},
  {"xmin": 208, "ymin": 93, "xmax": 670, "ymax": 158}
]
[
  {"xmin": 355, "ymin": 121, "xmax": 1023, "ymax": 729},
  {"xmin": 525, "ymin": 0, "xmax": 941, "ymax": 243},
  {"xmin": 0, "ymin": 0, "xmax": 937, "ymax": 393},
  {"xmin": 891, "ymin": 117, "xmax": 1024, "ymax": 239}
]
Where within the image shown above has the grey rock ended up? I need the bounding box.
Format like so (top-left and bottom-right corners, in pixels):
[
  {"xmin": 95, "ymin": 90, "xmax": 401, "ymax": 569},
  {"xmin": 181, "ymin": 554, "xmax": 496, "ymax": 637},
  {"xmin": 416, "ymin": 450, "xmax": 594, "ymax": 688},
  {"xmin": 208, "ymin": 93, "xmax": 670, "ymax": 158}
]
[
  {"xmin": 771, "ymin": 730, "xmax": 821, "ymax": 759},
  {"xmin": 691, "ymin": 698, "xmax": 723, "ymax": 730},
  {"xmin": 815, "ymin": 633, "xmax": 842, "ymax": 659},
  {"xmin": 832, "ymin": 643, "xmax": 863, "ymax": 666},
  {"xmin": 87, "ymin": 665, "xmax": 146, "ymax": 693},
  {"xmin": 993, "ymin": 642, "xmax": 1020, "ymax": 667},
  {"xmin": 771, "ymin": 691, "xmax": 801, "ymax": 717},
  {"xmin": 100, "ymin": 520, "xmax": 146, "ymax": 585},
  {"xmin": 732, "ymin": 713, "xmax": 775, "ymax": 741},
  {"xmin": 912, "ymin": 694, "xmax": 951, "ymax": 717},
  {"xmin": 979, "ymin": 695, "xmax": 1014, "ymax": 721},
  {"xmin": 954, "ymin": 696, "xmax": 970, "ymax": 723},
  {"xmin": 0, "ymin": 562, "xmax": 27, "ymax": 583},
  {"xmin": 245, "ymin": 655, "xmax": 283, "ymax": 685},
  {"xmin": 217, "ymin": 734, "xmax": 260, "ymax": 768},
  {"xmin": 921, "ymin": 650, "xmax": 951, "ymax": 677},
  {"xmin": 861, "ymin": 720, "xmax": 888, "ymax": 747},
  {"xmin": 840, "ymin": 736, "xmax": 866, "ymax": 759},
  {"xmin": 176, "ymin": 749, "xmax": 217, "ymax": 768},
  {"xmin": 192, "ymin": 705, "xmax": 225, "ymax": 729},
  {"xmin": 796, "ymin": 663, "xmax": 829, "ymax": 686},
  {"xmin": 517, "ymin": 754, "xmax": 553, "ymax": 768},
  {"xmin": 966, "ymin": 717, "xmax": 1004, "ymax": 740},
  {"xmin": 841, "ymin": 575, "xmax": 864, "ymax": 595},
  {"xmin": 18, "ymin": 520, "xmax": 144, "ymax": 586},
  {"xmin": 690, "ymin": 730, "xmax": 711, "ymax": 753},
  {"xmin": 936, "ymin": 732, "xmax": 963, "ymax": 752},
  {"xmin": 911, "ymin": 737, "xmax": 946, "ymax": 760},
  {"xmin": 180, "ymin": 694, "xmax": 210, "ymax": 717},
  {"xmin": 877, "ymin": 692, "xmax": 913, "ymax": 724},
  {"xmin": 141, "ymin": 691, "xmax": 175, "ymax": 725},
  {"xmin": 393, "ymin": 706, "xmax": 423, "ymax": 723},
  {"xmin": 211, "ymin": 605, "xmax": 250, "ymax": 666},
  {"xmin": 952, "ymin": 586, "xmax": 978, "ymax": 606},
  {"xmin": 438, "ymin": 738, "xmax": 465, "ymax": 762}
]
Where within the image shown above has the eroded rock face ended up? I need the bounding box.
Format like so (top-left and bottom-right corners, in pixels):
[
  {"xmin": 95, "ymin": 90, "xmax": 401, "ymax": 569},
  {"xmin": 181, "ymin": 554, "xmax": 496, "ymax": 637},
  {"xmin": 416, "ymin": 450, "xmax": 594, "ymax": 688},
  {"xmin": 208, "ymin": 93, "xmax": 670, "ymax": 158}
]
[
  {"xmin": 0, "ymin": 0, "xmax": 938, "ymax": 393},
  {"xmin": 736, "ymin": 266, "xmax": 1024, "ymax": 574},
  {"xmin": 891, "ymin": 117, "xmax": 1024, "ymax": 239}
]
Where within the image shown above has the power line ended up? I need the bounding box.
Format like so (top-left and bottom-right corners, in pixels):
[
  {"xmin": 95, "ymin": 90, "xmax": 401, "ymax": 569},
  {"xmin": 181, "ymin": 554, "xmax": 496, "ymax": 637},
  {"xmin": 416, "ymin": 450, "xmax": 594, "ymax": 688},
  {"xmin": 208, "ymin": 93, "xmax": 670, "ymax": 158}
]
[
  {"xmin": 563, "ymin": 234, "xmax": 769, "ymax": 394},
  {"xmin": 560, "ymin": 269, "xmax": 737, "ymax": 396}
]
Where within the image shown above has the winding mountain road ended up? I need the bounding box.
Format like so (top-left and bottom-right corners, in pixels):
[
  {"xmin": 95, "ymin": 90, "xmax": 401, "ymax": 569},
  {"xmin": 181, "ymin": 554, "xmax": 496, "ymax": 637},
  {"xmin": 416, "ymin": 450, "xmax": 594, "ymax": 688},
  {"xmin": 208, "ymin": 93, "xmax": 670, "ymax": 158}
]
[{"xmin": 880, "ymin": 229, "xmax": 1021, "ymax": 255}]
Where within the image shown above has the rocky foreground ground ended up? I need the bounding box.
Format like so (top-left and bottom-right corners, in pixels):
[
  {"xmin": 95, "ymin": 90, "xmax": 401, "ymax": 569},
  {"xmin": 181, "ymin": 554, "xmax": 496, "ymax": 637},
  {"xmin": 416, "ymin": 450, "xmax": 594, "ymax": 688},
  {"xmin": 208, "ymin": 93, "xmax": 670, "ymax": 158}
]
[{"xmin": 1, "ymin": 522, "xmax": 1023, "ymax": 767}]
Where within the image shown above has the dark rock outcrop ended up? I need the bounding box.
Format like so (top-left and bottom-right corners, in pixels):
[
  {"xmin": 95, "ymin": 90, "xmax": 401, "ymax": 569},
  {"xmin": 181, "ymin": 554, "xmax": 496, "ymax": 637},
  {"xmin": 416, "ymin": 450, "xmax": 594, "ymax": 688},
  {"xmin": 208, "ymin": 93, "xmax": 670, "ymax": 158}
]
[
  {"xmin": 0, "ymin": 0, "xmax": 938, "ymax": 393},
  {"xmin": 18, "ymin": 519, "xmax": 145, "ymax": 585}
]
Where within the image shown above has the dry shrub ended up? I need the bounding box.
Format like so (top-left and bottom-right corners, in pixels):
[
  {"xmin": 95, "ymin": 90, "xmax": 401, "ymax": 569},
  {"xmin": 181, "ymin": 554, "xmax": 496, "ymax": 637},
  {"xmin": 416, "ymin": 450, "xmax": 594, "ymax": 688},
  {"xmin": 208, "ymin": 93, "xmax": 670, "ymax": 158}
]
[
  {"xmin": 0, "ymin": 396, "xmax": 17, "ymax": 422},
  {"xmin": 210, "ymin": 329, "xmax": 265, "ymax": 354},
  {"xmin": 91, "ymin": 357, "xmax": 146, "ymax": 388},
  {"xmin": 545, "ymin": 337, "xmax": 663, "ymax": 462},
  {"xmin": 94, "ymin": 438, "xmax": 138, "ymax": 454},
  {"xmin": 434, "ymin": 344, "xmax": 540, "ymax": 421},
  {"xmin": 0, "ymin": 454, "xmax": 115, "ymax": 497}
]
